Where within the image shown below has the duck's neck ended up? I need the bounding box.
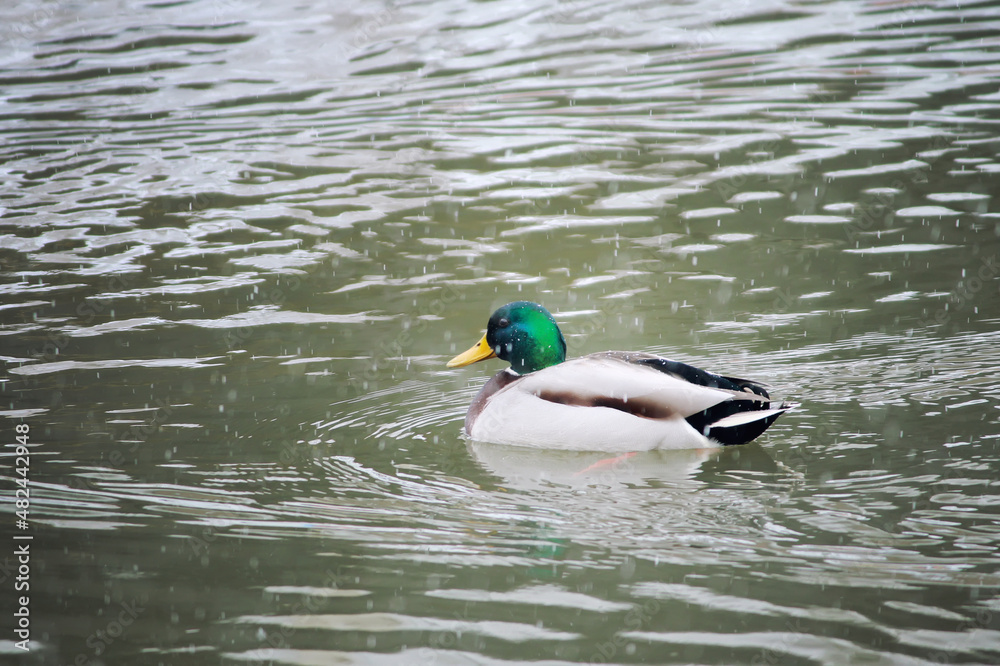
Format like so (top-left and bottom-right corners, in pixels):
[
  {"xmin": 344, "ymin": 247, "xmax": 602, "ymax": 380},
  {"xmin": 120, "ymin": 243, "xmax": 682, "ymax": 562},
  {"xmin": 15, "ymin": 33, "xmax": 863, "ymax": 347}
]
[{"xmin": 509, "ymin": 334, "xmax": 566, "ymax": 375}]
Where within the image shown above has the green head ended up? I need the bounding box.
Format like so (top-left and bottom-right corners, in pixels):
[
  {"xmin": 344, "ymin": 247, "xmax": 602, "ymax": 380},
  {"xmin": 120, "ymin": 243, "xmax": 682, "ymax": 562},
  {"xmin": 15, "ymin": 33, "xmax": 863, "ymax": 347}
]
[{"xmin": 448, "ymin": 301, "xmax": 567, "ymax": 375}]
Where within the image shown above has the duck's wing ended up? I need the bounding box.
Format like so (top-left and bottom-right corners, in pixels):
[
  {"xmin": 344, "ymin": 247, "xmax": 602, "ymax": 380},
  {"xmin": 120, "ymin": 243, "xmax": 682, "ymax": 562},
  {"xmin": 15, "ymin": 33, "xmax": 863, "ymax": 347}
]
[
  {"xmin": 513, "ymin": 353, "xmax": 743, "ymax": 419},
  {"xmin": 614, "ymin": 352, "xmax": 770, "ymax": 397},
  {"xmin": 609, "ymin": 352, "xmax": 794, "ymax": 445}
]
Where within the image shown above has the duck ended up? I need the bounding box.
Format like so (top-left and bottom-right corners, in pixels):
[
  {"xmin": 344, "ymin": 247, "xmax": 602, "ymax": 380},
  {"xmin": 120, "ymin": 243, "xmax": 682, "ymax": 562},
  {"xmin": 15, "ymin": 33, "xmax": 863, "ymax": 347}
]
[{"xmin": 447, "ymin": 301, "xmax": 793, "ymax": 451}]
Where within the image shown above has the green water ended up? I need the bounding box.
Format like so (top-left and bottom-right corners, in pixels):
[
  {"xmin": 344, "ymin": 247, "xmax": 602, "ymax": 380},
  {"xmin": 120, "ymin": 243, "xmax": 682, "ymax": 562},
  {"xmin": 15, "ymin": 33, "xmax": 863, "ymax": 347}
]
[{"xmin": 2, "ymin": 0, "xmax": 1000, "ymax": 663}]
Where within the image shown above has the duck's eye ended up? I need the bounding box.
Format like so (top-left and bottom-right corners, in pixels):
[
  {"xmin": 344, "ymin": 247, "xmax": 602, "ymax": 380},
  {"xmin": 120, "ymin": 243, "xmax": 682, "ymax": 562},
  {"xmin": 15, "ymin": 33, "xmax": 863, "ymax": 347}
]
[{"xmin": 497, "ymin": 317, "xmax": 510, "ymax": 328}]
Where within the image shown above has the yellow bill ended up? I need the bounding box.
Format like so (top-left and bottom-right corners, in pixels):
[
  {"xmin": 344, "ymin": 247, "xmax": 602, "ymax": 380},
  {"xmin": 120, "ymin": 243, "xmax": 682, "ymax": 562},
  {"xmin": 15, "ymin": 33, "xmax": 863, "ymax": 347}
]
[{"xmin": 447, "ymin": 334, "xmax": 497, "ymax": 367}]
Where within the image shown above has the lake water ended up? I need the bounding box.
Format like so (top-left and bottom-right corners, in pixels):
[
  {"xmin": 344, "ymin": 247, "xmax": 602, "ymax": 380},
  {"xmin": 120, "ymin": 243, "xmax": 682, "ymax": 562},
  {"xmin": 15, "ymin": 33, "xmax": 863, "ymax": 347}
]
[{"xmin": 2, "ymin": 0, "xmax": 1000, "ymax": 663}]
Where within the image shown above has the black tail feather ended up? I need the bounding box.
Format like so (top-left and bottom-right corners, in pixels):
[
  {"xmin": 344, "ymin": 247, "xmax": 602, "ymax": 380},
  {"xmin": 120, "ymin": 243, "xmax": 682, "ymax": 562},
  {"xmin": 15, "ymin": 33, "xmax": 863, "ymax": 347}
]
[{"xmin": 703, "ymin": 408, "xmax": 787, "ymax": 446}]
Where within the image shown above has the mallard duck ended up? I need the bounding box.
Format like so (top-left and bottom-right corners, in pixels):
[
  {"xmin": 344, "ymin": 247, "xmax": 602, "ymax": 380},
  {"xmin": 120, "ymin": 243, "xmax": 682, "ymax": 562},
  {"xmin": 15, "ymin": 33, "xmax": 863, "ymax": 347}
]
[{"xmin": 447, "ymin": 301, "xmax": 793, "ymax": 451}]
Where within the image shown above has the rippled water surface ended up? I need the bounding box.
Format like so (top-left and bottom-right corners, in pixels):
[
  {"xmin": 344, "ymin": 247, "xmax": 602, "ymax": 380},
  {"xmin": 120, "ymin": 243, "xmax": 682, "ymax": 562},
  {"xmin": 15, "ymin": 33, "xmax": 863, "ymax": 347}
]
[{"xmin": 3, "ymin": 0, "xmax": 1000, "ymax": 663}]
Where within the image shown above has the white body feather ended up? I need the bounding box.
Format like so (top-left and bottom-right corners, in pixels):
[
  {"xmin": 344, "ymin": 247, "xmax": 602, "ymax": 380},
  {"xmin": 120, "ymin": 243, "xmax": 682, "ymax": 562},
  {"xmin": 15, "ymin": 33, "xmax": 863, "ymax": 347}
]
[{"xmin": 465, "ymin": 354, "xmax": 784, "ymax": 452}]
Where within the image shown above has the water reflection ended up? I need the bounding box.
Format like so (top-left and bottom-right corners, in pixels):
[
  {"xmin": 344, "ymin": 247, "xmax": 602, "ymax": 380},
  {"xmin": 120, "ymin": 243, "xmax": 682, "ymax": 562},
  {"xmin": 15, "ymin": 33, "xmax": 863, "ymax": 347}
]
[{"xmin": 468, "ymin": 443, "xmax": 718, "ymax": 491}]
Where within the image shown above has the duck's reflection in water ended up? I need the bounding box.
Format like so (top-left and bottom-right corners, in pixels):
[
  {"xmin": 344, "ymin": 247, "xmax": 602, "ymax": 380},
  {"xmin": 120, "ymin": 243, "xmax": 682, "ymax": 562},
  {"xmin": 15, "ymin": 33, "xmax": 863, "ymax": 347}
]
[
  {"xmin": 466, "ymin": 441, "xmax": 797, "ymax": 560},
  {"xmin": 468, "ymin": 441, "xmax": 748, "ymax": 492}
]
